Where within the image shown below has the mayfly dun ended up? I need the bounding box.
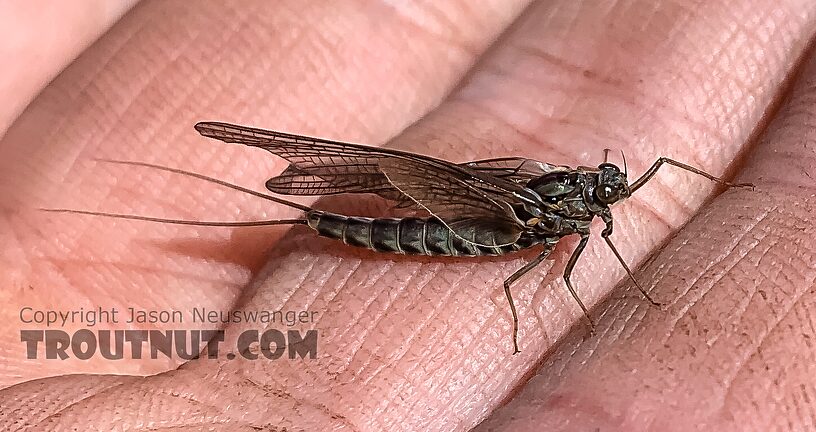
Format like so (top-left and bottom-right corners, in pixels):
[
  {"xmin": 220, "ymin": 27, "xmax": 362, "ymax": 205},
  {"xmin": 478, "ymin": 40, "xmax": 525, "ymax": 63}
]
[{"xmin": 45, "ymin": 122, "xmax": 754, "ymax": 354}]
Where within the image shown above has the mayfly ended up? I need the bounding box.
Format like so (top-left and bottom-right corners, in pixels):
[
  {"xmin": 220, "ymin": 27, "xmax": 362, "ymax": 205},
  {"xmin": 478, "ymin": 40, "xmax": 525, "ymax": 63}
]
[{"xmin": 46, "ymin": 122, "xmax": 753, "ymax": 354}]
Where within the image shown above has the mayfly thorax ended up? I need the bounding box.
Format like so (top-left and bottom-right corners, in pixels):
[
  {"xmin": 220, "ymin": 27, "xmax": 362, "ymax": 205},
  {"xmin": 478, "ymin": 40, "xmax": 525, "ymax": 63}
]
[{"xmin": 45, "ymin": 122, "xmax": 754, "ymax": 354}]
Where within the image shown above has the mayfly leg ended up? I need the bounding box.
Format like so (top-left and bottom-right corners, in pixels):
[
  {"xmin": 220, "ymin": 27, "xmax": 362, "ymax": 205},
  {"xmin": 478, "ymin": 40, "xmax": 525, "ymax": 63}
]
[
  {"xmin": 602, "ymin": 232, "xmax": 662, "ymax": 305},
  {"xmin": 599, "ymin": 212, "xmax": 661, "ymax": 306},
  {"xmin": 629, "ymin": 157, "xmax": 754, "ymax": 193},
  {"xmin": 502, "ymin": 244, "xmax": 554, "ymax": 354},
  {"xmin": 563, "ymin": 234, "xmax": 594, "ymax": 333}
]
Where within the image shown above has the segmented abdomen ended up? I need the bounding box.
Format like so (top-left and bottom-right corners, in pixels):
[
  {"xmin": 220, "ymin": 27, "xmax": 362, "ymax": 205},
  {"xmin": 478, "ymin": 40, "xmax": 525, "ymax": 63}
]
[{"xmin": 306, "ymin": 211, "xmax": 527, "ymax": 257}]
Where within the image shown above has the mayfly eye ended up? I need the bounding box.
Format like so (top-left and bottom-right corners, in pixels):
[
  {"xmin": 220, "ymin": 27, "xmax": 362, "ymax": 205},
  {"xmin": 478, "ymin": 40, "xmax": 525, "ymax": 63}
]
[{"xmin": 594, "ymin": 184, "xmax": 619, "ymax": 204}]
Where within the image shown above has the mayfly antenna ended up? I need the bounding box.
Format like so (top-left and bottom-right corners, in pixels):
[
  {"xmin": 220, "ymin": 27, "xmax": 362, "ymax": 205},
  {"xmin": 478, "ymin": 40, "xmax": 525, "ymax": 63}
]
[{"xmin": 621, "ymin": 150, "xmax": 627, "ymax": 176}]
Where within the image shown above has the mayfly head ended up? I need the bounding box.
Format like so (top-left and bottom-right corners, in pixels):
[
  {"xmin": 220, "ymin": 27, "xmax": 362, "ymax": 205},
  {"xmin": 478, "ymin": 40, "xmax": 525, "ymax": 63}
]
[{"xmin": 594, "ymin": 162, "xmax": 631, "ymax": 206}]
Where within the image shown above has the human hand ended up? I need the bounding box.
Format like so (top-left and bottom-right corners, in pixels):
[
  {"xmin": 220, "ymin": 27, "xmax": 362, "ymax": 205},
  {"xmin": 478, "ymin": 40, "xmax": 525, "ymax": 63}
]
[{"xmin": 1, "ymin": 1, "xmax": 814, "ymax": 430}]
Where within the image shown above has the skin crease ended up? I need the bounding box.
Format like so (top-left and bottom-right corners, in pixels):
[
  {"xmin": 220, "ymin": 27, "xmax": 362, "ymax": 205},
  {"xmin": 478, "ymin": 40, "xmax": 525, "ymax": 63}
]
[{"xmin": 0, "ymin": 0, "xmax": 815, "ymax": 431}]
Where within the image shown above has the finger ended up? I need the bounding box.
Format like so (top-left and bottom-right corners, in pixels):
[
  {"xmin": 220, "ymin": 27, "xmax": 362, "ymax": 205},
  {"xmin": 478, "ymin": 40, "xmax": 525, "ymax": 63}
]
[
  {"xmin": 0, "ymin": 0, "xmax": 529, "ymax": 385},
  {"xmin": 0, "ymin": 0, "xmax": 136, "ymax": 136},
  {"xmin": 476, "ymin": 17, "xmax": 816, "ymax": 432},
  {"xmin": 181, "ymin": 0, "xmax": 813, "ymax": 431}
]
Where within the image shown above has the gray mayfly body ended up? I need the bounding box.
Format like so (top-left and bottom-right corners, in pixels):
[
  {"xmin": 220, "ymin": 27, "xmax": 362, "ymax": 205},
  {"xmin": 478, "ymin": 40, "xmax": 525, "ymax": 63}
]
[{"xmin": 49, "ymin": 122, "xmax": 753, "ymax": 354}]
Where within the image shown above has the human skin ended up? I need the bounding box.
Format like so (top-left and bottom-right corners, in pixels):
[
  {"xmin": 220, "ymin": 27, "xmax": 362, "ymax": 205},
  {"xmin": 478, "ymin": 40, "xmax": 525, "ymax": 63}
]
[
  {"xmin": 0, "ymin": 0, "xmax": 137, "ymax": 136},
  {"xmin": 1, "ymin": 1, "xmax": 815, "ymax": 431}
]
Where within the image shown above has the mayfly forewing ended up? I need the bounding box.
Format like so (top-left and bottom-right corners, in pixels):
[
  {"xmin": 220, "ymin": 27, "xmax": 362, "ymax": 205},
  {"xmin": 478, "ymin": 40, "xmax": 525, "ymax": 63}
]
[
  {"xmin": 196, "ymin": 122, "xmax": 414, "ymax": 202},
  {"xmin": 195, "ymin": 122, "xmax": 546, "ymax": 207}
]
